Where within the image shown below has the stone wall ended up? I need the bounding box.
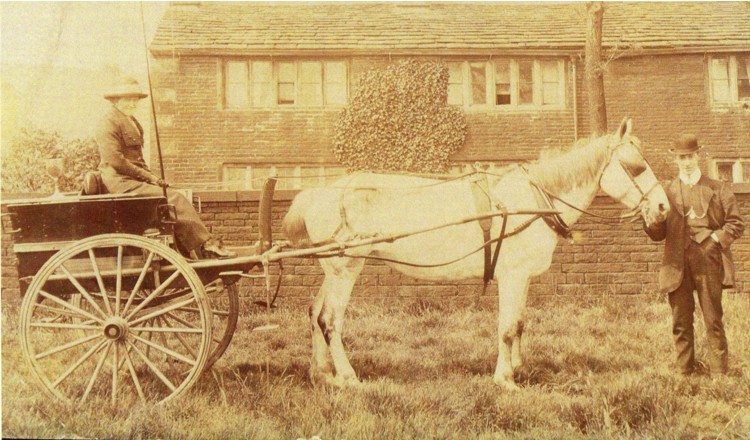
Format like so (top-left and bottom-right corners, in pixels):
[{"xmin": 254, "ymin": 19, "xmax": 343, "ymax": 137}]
[{"xmin": 5, "ymin": 189, "xmax": 747, "ymax": 304}]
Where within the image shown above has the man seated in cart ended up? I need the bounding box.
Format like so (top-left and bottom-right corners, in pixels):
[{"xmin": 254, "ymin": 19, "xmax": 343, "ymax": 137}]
[{"xmin": 95, "ymin": 77, "xmax": 236, "ymax": 259}]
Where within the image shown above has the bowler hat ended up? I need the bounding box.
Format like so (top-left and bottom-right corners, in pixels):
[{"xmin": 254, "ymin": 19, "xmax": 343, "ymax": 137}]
[
  {"xmin": 103, "ymin": 77, "xmax": 148, "ymax": 100},
  {"xmin": 669, "ymin": 134, "xmax": 703, "ymax": 154}
]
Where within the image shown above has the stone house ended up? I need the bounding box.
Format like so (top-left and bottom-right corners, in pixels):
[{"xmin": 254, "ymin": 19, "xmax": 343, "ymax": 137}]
[{"xmin": 4, "ymin": 2, "xmax": 748, "ymax": 300}]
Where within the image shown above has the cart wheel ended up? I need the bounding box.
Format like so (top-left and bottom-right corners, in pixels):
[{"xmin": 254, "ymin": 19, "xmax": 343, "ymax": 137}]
[
  {"xmin": 19, "ymin": 233, "xmax": 212, "ymax": 406},
  {"xmin": 203, "ymin": 281, "xmax": 239, "ymax": 370}
]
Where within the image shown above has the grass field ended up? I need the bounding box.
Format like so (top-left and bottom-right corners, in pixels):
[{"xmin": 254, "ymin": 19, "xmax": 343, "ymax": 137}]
[{"xmin": 3, "ymin": 292, "xmax": 749, "ymax": 439}]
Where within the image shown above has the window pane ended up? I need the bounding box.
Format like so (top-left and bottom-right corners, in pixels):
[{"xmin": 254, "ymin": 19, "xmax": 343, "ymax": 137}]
[
  {"xmin": 717, "ymin": 162, "xmax": 734, "ymax": 182},
  {"xmin": 299, "ymin": 62, "xmax": 322, "ymax": 106},
  {"xmin": 518, "ymin": 60, "xmax": 533, "ymax": 105},
  {"xmin": 278, "ymin": 84, "xmax": 295, "ymax": 105},
  {"xmin": 225, "ymin": 61, "xmax": 248, "ymax": 109},
  {"xmin": 274, "ymin": 166, "xmax": 298, "ymax": 190},
  {"xmin": 324, "ymin": 167, "xmax": 347, "ymax": 185},
  {"xmin": 470, "ymin": 62, "xmax": 486, "ymax": 105},
  {"xmin": 738, "ymin": 57, "xmax": 750, "ymax": 100},
  {"xmin": 447, "ymin": 62, "xmax": 463, "ymax": 105},
  {"xmin": 742, "ymin": 161, "xmax": 750, "ymax": 183},
  {"xmin": 251, "ymin": 167, "xmax": 270, "ymax": 189},
  {"xmin": 278, "ymin": 62, "xmax": 296, "ymax": 105},
  {"xmin": 223, "ymin": 166, "xmax": 248, "ymax": 190},
  {"xmin": 324, "ymin": 62, "xmax": 347, "ymax": 105},
  {"xmin": 494, "ymin": 60, "xmax": 511, "ymax": 105},
  {"xmin": 711, "ymin": 58, "xmax": 731, "ymax": 102},
  {"xmin": 252, "ymin": 61, "xmax": 272, "ymax": 107},
  {"xmin": 300, "ymin": 166, "xmax": 323, "ymax": 188},
  {"xmin": 541, "ymin": 60, "xmax": 560, "ymax": 105}
]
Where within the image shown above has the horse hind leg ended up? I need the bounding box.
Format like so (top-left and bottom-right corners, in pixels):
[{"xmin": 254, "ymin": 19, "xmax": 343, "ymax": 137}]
[
  {"xmin": 494, "ymin": 274, "xmax": 530, "ymax": 391},
  {"xmin": 309, "ymin": 289, "xmax": 335, "ymax": 386},
  {"xmin": 316, "ymin": 258, "xmax": 364, "ymax": 387}
]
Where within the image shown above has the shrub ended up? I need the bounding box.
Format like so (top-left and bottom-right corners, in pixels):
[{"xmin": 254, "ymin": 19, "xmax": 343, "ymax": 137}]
[
  {"xmin": 333, "ymin": 59, "xmax": 467, "ymax": 173},
  {"xmin": 1, "ymin": 129, "xmax": 99, "ymax": 193}
]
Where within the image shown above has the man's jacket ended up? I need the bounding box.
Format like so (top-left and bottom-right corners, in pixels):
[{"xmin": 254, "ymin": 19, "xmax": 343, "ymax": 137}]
[
  {"xmin": 644, "ymin": 175, "xmax": 744, "ymax": 293},
  {"xmin": 96, "ymin": 106, "xmax": 158, "ymax": 183}
]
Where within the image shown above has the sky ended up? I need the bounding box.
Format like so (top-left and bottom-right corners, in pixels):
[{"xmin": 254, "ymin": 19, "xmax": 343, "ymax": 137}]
[{"xmin": 1, "ymin": 2, "xmax": 169, "ymax": 142}]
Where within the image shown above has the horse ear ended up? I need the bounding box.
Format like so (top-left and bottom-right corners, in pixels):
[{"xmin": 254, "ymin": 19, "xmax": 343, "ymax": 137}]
[{"xmin": 615, "ymin": 117, "xmax": 630, "ymax": 139}]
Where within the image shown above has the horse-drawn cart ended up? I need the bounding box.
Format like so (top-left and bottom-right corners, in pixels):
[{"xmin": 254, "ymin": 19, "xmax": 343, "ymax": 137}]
[
  {"xmin": 4, "ymin": 174, "xmax": 564, "ymax": 407},
  {"xmin": 4, "ymin": 178, "xmax": 282, "ymax": 406}
]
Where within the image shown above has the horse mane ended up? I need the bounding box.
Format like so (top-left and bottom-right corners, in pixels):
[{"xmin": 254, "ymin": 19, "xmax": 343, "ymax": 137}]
[{"xmin": 527, "ymin": 135, "xmax": 611, "ymax": 194}]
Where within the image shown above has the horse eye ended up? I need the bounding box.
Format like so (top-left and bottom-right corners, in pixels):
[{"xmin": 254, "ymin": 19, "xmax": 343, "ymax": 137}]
[{"xmin": 623, "ymin": 159, "xmax": 647, "ymax": 177}]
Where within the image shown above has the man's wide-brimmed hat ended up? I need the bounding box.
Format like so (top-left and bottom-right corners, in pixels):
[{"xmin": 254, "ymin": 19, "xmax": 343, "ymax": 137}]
[
  {"xmin": 103, "ymin": 77, "xmax": 148, "ymax": 100},
  {"xmin": 669, "ymin": 134, "xmax": 703, "ymax": 155}
]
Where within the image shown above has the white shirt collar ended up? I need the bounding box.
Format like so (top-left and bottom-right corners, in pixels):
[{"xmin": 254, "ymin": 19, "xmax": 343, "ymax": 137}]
[{"xmin": 679, "ymin": 169, "xmax": 702, "ymax": 187}]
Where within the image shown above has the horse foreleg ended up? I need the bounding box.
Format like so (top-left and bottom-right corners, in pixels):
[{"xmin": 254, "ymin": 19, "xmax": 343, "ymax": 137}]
[
  {"xmin": 309, "ymin": 286, "xmax": 334, "ymax": 386},
  {"xmin": 318, "ymin": 259, "xmax": 363, "ymax": 387},
  {"xmin": 511, "ymin": 319, "xmax": 525, "ymax": 370},
  {"xmin": 493, "ymin": 274, "xmax": 530, "ymax": 390}
]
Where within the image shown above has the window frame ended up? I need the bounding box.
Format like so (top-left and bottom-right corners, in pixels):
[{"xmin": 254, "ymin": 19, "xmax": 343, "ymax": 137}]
[
  {"xmin": 447, "ymin": 58, "xmax": 566, "ymax": 110},
  {"xmin": 710, "ymin": 157, "xmax": 750, "ymax": 183},
  {"xmin": 221, "ymin": 163, "xmax": 348, "ymax": 190},
  {"xmin": 708, "ymin": 54, "xmax": 750, "ymax": 108},
  {"xmin": 221, "ymin": 59, "xmax": 349, "ymax": 110}
]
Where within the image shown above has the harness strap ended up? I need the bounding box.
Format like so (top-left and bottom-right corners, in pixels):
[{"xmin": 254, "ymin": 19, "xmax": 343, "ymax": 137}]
[
  {"xmin": 530, "ymin": 181, "xmax": 573, "ymax": 240},
  {"xmin": 469, "ymin": 173, "xmax": 494, "ymax": 285}
]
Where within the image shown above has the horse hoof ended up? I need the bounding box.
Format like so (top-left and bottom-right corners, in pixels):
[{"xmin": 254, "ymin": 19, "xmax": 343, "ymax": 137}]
[
  {"xmin": 337, "ymin": 374, "xmax": 362, "ymax": 389},
  {"xmin": 493, "ymin": 376, "xmax": 520, "ymax": 391}
]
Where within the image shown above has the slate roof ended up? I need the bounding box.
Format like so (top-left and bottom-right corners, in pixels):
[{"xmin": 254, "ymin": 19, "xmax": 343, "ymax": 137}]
[{"xmin": 150, "ymin": 2, "xmax": 750, "ymax": 56}]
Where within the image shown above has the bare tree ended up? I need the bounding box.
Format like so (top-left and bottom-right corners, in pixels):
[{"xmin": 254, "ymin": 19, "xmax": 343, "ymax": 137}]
[{"xmin": 585, "ymin": 2, "xmax": 607, "ymax": 136}]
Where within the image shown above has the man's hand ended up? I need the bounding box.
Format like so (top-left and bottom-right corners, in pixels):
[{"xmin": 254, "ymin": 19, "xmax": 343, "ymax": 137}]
[
  {"xmin": 641, "ymin": 203, "xmax": 667, "ymax": 227},
  {"xmin": 153, "ymin": 178, "xmax": 170, "ymax": 188}
]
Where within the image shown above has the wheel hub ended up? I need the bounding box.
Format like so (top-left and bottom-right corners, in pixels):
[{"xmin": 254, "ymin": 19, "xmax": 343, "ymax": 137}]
[{"xmin": 103, "ymin": 317, "xmax": 129, "ymax": 340}]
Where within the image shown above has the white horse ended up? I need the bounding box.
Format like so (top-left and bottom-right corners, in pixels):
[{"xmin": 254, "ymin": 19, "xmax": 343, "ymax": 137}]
[{"xmin": 282, "ymin": 118, "xmax": 670, "ymax": 390}]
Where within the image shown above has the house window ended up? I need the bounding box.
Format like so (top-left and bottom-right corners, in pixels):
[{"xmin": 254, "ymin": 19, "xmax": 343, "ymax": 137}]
[
  {"xmin": 447, "ymin": 59, "xmax": 565, "ymax": 109},
  {"xmin": 709, "ymin": 55, "xmax": 750, "ymax": 105},
  {"xmin": 223, "ymin": 60, "xmax": 348, "ymax": 109},
  {"xmin": 712, "ymin": 158, "xmax": 750, "ymax": 183},
  {"xmin": 222, "ymin": 164, "xmax": 347, "ymax": 190},
  {"xmin": 224, "ymin": 61, "xmax": 249, "ymax": 109}
]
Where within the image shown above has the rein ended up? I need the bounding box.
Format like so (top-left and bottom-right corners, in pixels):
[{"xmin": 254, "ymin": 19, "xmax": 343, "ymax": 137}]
[{"xmin": 527, "ymin": 138, "xmax": 656, "ymax": 224}]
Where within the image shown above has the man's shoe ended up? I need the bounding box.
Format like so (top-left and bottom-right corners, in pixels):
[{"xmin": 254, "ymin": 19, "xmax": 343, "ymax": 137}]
[{"xmin": 202, "ymin": 238, "xmax": 237, "ymax": 259}]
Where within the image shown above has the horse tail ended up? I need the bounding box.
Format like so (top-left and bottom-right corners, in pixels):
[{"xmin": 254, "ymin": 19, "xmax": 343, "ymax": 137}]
[{"xmin": 282, "ymin": 190, "xmax": 313, "ymax": 248}]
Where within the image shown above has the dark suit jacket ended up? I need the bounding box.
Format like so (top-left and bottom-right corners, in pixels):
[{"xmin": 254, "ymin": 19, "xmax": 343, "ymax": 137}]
[
  {"xmin": 644, "ymin": 175, "xmax": 745, "ymax": 293},
  {"xmin": 96, "ymin": 106, "xmax": 158, "ymax": 184}
]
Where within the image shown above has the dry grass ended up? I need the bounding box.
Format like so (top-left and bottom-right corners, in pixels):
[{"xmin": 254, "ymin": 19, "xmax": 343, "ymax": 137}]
[{"xmin": 3, "ymin": 292, "xmax": 750, "ymax": 439}]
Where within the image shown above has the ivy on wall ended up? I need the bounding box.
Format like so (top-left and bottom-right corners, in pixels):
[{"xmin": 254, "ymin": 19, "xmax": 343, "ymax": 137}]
[
  {"xmin": 333, "ymin": 59, "xmax": 467, "ymax": 173},
  {"xmin": 1, "ymin": 129, "xmax": 99, "ymax": 193}
]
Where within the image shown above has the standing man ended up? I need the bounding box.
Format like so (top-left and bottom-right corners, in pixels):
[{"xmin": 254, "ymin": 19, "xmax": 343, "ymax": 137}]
[
  {"xmin": 96, "ymin": 77, "xmax": 235, "ymax": 258},
  {"xmin": 643, "ymin": 134, "xmax": 744, "ymax": 375}
]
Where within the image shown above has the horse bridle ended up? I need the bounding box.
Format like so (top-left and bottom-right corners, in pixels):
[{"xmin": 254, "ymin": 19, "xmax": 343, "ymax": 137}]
[{"xmin": 542, "ymin": 136, "xmax": 659, "ymax": 222}]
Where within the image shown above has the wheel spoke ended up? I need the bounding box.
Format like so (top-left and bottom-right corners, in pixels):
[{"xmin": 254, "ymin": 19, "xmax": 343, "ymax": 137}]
[
  {"xmin": 128, "ymin": 297, "xmax": 197, "ymax": 327},
  {"xmin": 81, "ymin": 341, "xmax": 113, "ymax": 404},
  {"xmin": 37, "ymin": 290, "xmax": 104, "ymax": 324},
  {"xmin": 88, "ymin": 249, "xmax": 113, "ymax": 315},
  {"xmin": 127, "ymin": 341, "xmax": 177, "ymax": 392},
  {"xmin": 129, "ymin": 326, "xmax": 204, "ymax": 334},
  {"xmin": 35, "ymin": 333, "xmax": 101, "ymax": 360},
  {"xmin": 34, "ymin": 302, "xmax": 96, "ymax": 320},
  {"xmin": 115, "ymin": 246, "xmax": 123, "ymax": 316},
  {"xmin": 179, "ymin": 306, "xmax": 229, "ymax": 317},
  {"xmin": 121, "ymin": 251, "xmax": 156, "ymax": 317},
  {"xmin": 130, "ymin": 333, "xmax": 196, "ymax": 366},
  {"xmin": 111, "ymin": 342, "xmax": 119, "ymax": 406},
  {"xmin": 158, "ymin": 315, "xmax": 198, "ymax": 360},
  {"xmin": 124, "ymin": 270, "xmax": 182, "ymax": 321},
  {"xmin": 122, "ymin": 343, "xmax": 146, "ymax": 403},
  {"xmin": 57, "ymin": 264, "xmax": 108, "ymax": 319},
  {"xmin": 31, "ymin": 322, "xmax": 100, "ymax": 331},
  {"xmin": 51, "ymin": 339, "xmax": 108, "ymax": 389}
]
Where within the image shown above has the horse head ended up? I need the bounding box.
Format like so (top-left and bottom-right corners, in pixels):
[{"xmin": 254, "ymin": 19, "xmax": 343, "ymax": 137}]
[{"xmin": 598, "ymin": 118, "xmax": 670, "ymax": 222}]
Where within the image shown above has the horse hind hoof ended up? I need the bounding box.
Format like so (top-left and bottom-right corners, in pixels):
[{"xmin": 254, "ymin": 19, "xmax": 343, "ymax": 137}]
[{"xmin": 493, "ymin": 376, "xmax": 520, "ymax": 391}]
